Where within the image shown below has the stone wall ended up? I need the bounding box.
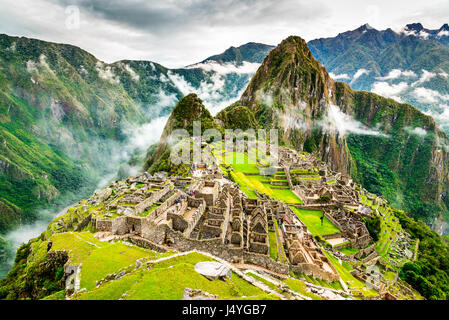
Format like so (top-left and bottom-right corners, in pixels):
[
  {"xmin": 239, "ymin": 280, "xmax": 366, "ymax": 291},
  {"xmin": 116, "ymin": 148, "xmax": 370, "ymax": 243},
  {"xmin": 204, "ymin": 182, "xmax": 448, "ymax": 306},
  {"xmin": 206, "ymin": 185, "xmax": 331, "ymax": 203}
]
[
  {"xmin": 355, "ymin": 243, "xmax": 376, "ymax": 259},
  {"xmin": 149, "ymin": 190, "xmax": 183, "ymax": 221},
  {"xmin": 243, "ymin": 252, "xmax": 289, "ymax": 275},
  {"xmin": 95, "ymin": 219, "xmax": 112, "ymax": 232},
  {"xmin": 75, "ymin": 214, "xmax": 91, "ymax": 232},
  {"xmin": 128, "ymin": 236, "xmax": 168, "ymax": 253},
  {"xmin": 135, "ymin": 183, "xmax": 172, "ymax": 214},
  {"xmin": 290, "ymin": 263, "xmax": 340, "ymax": 283}
]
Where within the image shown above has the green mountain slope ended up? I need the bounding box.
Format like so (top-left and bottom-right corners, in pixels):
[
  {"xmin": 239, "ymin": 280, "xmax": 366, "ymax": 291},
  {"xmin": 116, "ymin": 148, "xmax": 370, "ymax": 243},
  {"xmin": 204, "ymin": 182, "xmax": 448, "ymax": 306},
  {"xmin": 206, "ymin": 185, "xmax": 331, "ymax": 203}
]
[
  {"xmin": 202, "ymin": 42, "xmax": 275, "ymax": 65},
  {"xmin": 224, "ymin": 35, "xmax": 449, "ymax": 232},
  {"xmin": 0, "ymin": 33, "xmax": 273, "ymax": 277},
  {"xmin": 307, "ymin": 24, "xmax": 449, "ymax": 133}
]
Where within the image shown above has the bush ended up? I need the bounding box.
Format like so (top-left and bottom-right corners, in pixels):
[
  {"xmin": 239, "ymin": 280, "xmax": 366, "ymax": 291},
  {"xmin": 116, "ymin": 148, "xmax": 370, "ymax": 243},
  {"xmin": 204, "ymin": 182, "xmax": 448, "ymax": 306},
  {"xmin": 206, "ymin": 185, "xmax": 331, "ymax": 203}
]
[{"xmin": 362, "ymin": 216, "xmax": 381, "ymax": 242}]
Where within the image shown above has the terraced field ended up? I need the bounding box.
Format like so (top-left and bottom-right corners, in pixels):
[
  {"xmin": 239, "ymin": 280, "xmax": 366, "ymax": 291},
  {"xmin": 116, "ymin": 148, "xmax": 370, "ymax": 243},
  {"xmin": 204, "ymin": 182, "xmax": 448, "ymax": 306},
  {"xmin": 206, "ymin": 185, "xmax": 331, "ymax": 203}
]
[
  {"xmin": 290, "ymin": 207, "xmax": 340, "ymax": 237},
  {"xmin": 210, "ymin": 143, "xmax": 302, "ymax": 203}
]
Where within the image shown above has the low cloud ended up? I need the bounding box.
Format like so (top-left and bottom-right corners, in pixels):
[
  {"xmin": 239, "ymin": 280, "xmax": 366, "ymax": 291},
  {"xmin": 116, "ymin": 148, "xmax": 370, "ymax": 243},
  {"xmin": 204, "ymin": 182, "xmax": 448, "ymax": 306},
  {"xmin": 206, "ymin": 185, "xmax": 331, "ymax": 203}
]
[
  {"xmin": 405, "ymin": 126, "xmax": 427, "ymax": 137},
  {"xmin": 371, "ymin": 81, "xmax": 408, "ymax": 102},
  {"xmin": 376, "ymin": 69, "xmax": 417, "ymax": 80},
  {"xmin": 351, "ymin": 69, "xmax": 370, "ymax": 84},
  {"xmin": 126, "ymin": 115, "xmax": 170, "ymax": 152},
  {"xmin": 96, "ymin": 61, "xmax": 120, "ymax": 84},
  {"xmin": 437, "ymin": 30, "xmax": 449, "ymax": 38},
  {"xmin": 186, "ymin": 61, "xmax": 261, "ymax": 75},
  {"xmin": 122, "ymin": 63, "xmax": 140, "ymax": 82},
  {"xmin": 329, "ymin": 72, "xmax": 350, "ymax": 80},
  {"xmin": 412, "ymin": 69, "xmax": 437, "ymax": 87},
  {"xmin": 427, "ymin": 106, "xmax": 449, "ymax": 132},
  {"xmin": 414, "ymin": 87, "xmax": 449, "ymax": 104},
  {"xmin": 322, "ymin": 104, "xmax": 387, "ymax": 137},
  {"xmin": 167, "ymin": 69, "xmax": 250, "ymax": 116}
]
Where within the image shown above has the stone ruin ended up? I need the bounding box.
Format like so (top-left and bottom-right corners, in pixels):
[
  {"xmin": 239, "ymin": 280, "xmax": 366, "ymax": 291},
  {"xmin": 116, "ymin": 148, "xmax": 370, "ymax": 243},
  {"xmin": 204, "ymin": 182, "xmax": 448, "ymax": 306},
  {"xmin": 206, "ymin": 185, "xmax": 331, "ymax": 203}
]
[{"xmin": 68, "ymin": 144, "xmax": 414, "ymax": 292}]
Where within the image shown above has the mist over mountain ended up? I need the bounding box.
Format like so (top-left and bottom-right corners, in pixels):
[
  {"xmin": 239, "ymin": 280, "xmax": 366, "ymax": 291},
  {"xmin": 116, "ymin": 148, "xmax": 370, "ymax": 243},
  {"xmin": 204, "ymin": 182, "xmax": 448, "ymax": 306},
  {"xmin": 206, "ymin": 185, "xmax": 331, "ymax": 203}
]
[
  {"xmin": 214, "ymin": 35, "xmax": 449, "ymax": 234},
  {"xmin": 0, "ymin": 33, "xmax": 270, "ymax": 276},
  {"xmin": 1, "ymin": 22, "xmax": 449, "ymax": 282},
  {"xmin": 307, "ymin": 23, "xmax": 449, "ymax": 133}
]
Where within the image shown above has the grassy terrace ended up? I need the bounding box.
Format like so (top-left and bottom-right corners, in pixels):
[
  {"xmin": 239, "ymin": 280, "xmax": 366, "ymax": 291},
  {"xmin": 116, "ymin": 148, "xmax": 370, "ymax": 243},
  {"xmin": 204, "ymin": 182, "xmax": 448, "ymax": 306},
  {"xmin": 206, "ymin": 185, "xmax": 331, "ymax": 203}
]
[
  {"xmin": 212, "ymin": 145, "xmax": 302, "ymax": 203},
  {"xmin": 323, "ymin": 250, "xmax": 378, "ymax": 298},
  {"xmin": 269, "ymin": 218, "xmax": 288, "ymax": 263},
  {"xmin": 360, "ymin": 192, "xmax": 410, "ymax": 267},
  {"xmin": 290, "ymin": 272, "xmax": 343, "ymax": 291},
  {"xmin": 282, "ymin": 278, "xmax": 322, "ymax": 300},
  {"xmin": 73, "ymin": 252, "xmax": 278, "ymax": 300},
  {"xmin": 338, "ymin": 247, "xmax": 360, "ymax": 256},
  {"xmin": 290, "ymin": 207, "xmax": 340, "ymax": 236},
  {"xmin": 50, "ymin": 232, "xmax": 173, "ymax": 291}
]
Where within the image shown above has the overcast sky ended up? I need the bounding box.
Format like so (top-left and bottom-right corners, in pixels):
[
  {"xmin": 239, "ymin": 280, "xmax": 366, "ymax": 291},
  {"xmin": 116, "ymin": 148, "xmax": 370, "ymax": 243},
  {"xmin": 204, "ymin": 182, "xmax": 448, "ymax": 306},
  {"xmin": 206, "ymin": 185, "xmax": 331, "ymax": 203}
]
[{"xmin": 1, "ymin": 0, "xmax": 448, "ymax": 68}]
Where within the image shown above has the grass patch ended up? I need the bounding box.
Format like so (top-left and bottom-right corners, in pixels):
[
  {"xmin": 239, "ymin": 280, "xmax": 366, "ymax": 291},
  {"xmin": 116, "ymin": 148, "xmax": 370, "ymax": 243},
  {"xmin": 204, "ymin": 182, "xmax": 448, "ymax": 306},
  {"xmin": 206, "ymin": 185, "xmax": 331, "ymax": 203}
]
[
  {"xmin": 75, "ymin": 253, "xmax": 277, "ymax": 300},
  {"xmin": 338, "ymin": 247, "xmax": 360, "ymax": 256},
  {"xmin": 290, "ymin": 207, "xmax": 340, "ymax": 236}
]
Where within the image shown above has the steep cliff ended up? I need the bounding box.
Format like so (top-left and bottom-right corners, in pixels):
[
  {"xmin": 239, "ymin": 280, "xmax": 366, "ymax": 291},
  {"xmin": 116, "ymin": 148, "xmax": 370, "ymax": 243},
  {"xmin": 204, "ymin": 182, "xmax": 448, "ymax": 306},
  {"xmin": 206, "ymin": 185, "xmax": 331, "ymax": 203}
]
[
  {"xmin": 230, "ymin": 35, "xmax": 449, "ymax": 226},
  {"xmin": 239, "ymin": 36, "xmax": 353, "ymax": 174},
  {"xmin": 144, "ymin": 93, "xmax": 221, "ymax": 175}
]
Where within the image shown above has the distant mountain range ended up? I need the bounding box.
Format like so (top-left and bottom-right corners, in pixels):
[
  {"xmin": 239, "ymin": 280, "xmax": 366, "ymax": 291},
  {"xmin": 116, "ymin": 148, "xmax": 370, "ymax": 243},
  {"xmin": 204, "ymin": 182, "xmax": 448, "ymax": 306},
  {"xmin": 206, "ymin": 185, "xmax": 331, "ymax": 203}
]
[
  {"xmin": 308, "ymin": 23, "xmax": 449, "ymax": 133},
  {"xmin": 0, "ymin": 34, "xmax": 273, "ymax": 276},
  {"xmin": 1, "ymin": 23, "xmax": 449, "ymax": 277}
]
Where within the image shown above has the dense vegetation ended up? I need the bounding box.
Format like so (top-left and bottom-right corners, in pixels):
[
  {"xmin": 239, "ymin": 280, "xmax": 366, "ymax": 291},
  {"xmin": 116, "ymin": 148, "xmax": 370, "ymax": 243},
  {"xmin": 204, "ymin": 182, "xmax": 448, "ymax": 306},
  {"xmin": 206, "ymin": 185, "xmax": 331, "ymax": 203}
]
[
  {"xmin": 393, "ymin": 208, "xmax": 449, "ymax": 300},
  {"xmin": 342, "ymin": 86, "xmax": 449, "ymax": 225},
  {"xmin": 308, "ymin": 24, "xmax": 449, "ymax": 113},
  {"xmin": 362, "ymin": 215, "xmax": 381, "ymax": 242}
]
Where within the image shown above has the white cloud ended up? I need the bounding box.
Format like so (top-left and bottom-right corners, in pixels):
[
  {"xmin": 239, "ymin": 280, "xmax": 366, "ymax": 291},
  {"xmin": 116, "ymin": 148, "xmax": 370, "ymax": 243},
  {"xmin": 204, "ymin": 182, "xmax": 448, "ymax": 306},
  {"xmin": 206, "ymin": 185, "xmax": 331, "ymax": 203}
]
[
  {"xmin": 167, "ymin": 70, "xmax": 249, "ymax": 116},
  {"xmin": 425, "ymin": 105, "xmax": 449, "ymax": 132},
  {"xmin": 329, "ymin": 72, "xmax": 350, "ymax": 80},
  {"xmin": 371, "ymin": 81, "xmax": 408, "ymax": 102},
  {"xmin": 412, "ymin": 69, "xmax": 437, "ymax": 87},
  {"xmin": 437, "ymin": 30, "xmax": 449, "ymax": 38},
  {"xmin": 419, "ymin": 30, "xmax": 430, "ymax": 39},
  {"xmin": 26, "ymin": 60, "xmax": 37, "ymax": 73},
  {"xmin": 96, "ymin": 61, "xmax": 120, "ymax": 84},
  {"xmin": 414, "ymin": 87, "xmax": 449, "ymax": 104},
  {"xmin": 376, "ymin": 69, "xmax": 417, "ymax": 80},
  {"xmin": 322, "ymin": 104, "xmax": 386, "ymax": 137},
  {"xmin": 351, "ymin": 69, "xmax": 370, "ymax": 83},
  {"xmin": 406, "ymin": 126, "xmax": 427, "ymax": 137},
  {"xmin": 401, "ymin": 27, "xmax": 417, "ymax": 37},
  {"xmin": 127, "ymin": 115, "xmax": 170, "ymax": 151},
  {"xmin": 123, "ymin": 63, "xmax": 140, "ymax": 82},
  {"xmin": 400, "ymin": 28, "xmax": 431, "ymax": 40},
  {"xmin": 186, "ymin": 60, "xmax": 261, "ymax": 74}
]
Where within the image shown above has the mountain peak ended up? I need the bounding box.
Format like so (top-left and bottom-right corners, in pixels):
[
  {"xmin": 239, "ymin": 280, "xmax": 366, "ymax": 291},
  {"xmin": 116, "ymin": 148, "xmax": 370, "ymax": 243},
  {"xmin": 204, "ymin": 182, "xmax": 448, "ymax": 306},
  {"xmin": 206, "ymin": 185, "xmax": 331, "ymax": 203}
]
[
  {"xmin": 440, "ymin": 23, "xmax": 449, "ymax": 31},
  {"xmin": 405, "ymin": 23, "xmax": 424, "ymax": 32},
  {"xmin": 240, "ymin": 35, "xmax": 332, "ymax": 109},
  {"xmin": 144, "ymin": 93, "xmax": 221, "ymax": 173},
  {"xmin": 201, "ymin": 42, "xmax": 274, "ymax": 65},
  {"xmin": 362, "ymin": 23, "xmax": 375, "ymax": 30}
]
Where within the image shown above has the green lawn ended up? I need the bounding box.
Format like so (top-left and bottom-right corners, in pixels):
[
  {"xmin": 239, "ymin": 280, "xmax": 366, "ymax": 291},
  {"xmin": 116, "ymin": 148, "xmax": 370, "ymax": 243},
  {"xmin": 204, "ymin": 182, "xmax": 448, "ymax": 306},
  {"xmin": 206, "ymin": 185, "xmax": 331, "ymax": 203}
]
[
  {"xmin": 74, "ymin": 252, "xmax": 278, "ymax": 300},
  {"xmin": 49, "ymin": 232, "xmax": 171, "ymax": 290},
  {"xmin": 323, "ymin": 251, "xmax": 378, "ymax": 297},
  {"xmin": 268, "ymin": 231, "xmax": 278, "ymax": 260},
  {"xmin": 230, "ymin": 169, "xmax": 302, "ymax": 203},
  {"xmin": 338, "ymin": 247, "xmax": 360, "ymax": 256},
  {"xmin": 290, "ymin": 207, "xmax": 340, "ymax": 236},
  {"xmin": 283, "ymin": 278, "xmax": 322, "ymax": 300}
]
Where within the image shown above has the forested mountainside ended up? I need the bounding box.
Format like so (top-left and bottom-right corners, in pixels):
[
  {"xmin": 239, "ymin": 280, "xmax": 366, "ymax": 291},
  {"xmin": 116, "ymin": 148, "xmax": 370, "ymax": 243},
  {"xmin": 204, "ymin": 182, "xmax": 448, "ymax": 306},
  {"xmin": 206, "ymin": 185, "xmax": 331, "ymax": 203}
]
[
  {"xmin": 307, "ymin": 23, "xmax": 449, "ymax": 133},
  {"xmin": 0, "ymin": 33, "xmax": 271, "ymax": 276},
  {"xmin": 219, "ymin": 36, "xmax": 449, "ymax": 232}
]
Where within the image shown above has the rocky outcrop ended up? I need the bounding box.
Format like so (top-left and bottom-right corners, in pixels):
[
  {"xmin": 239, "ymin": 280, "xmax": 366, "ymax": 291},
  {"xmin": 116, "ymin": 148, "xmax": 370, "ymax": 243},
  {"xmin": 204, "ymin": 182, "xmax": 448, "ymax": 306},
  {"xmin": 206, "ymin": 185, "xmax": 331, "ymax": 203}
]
[{"xmin": 231, "ymin": 35, "xmax": 449, "ymax": 227}]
